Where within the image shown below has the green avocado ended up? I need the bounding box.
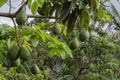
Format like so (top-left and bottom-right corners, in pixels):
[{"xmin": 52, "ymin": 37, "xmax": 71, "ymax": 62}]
[
  {"xmin": 70, "ymin": 37, "xmax": 80, "ymax": 50},
  {"xmin": 16, "ymin": 7, "xmax": 27, "ymax": 25},
  {"xmin": 52, "ymin": 22, "xmax": 62, "ymax": 35},
  {"xmin": 79, "ymin": 29, "xmax": 89, "ymax": 42},
  {"xmin": 7, "ymin": 44, "xmax": 19, "ymax": 60},
  {"xmin": 19, "ymin": 46, "xmax": 30, "ymax": 61}
]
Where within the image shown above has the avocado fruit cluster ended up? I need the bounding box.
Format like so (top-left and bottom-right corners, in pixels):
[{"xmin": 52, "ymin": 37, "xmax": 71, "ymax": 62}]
[
  {"xmin": 69, "ymin": 29, "xmax": 90, "ymax": 50},
  {"xmin": 7, "ymin": 44, "xmax": 30, "ymax": 67}
]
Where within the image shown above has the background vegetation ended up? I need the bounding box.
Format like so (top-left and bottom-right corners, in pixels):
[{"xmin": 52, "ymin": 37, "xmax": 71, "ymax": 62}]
[{"xmin": 0, "ymin": 0, "xmax": 120, "ymax": 80}]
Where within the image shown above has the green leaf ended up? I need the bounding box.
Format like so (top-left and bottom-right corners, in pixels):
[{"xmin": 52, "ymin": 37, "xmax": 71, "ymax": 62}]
[
  {"xmin": 60, "ymin": 50, "xmax": 66, "ymax": 60},
  {"xmin": 54, "ymin": 3, "xmax": 62, "ymax": 18},
  {"xmin": 91, "ymin": 0, "xmax": 97, "ymax": 9},
  {"xmin": 30, "ymin": 35, "xmax": 39, "ymax": 47},
  {"xmin": 63, "ymin": 27, "xmax": 67, "ymax": 36},
  {"xmin": 36, "ymin": 25, "xmax": 46, "ymax": 42},
  {"xmin": 21, "ymin": 26, "xmax": 34, "ymax": 36},
  {"xmin": 60, "ymin": 1, "xmax": 71, "ymax": 21},
  {"xmin": 48, "ymin": 49, "xmax": 58, "ymax": 57},
  {"xmin": 16, "ymin": 64, "xmax": 28, "ymax": 74},
  {"xmin": 95, "ymin": 0, "xmax": 100, "ymax": 9},
  {"xmin": 35, "ymin": 0, "xmax": 44, "ymax": 8},
  {"xmin": 81, "ymin": 9, "xmax": 90, "ymax": 30},
  {"xmin": 31, "ymin": 1, "xmax": 38, "ymax": 15},
  {"xmin": 0, "ymin": 0, "xmax": 7, "ymax": 7},
  {"xmin": 48, "ymin": 41, "xmax": 72, "ymax": 59},
  {"xmin": 28, "ymin": 0, "xmax": 32, "ymax": 9},
  {"xmin": 7, "ymin": 38, "xmax": 10, "ymax": 49},
  {"xmin": 70, "ymin": 0, "xmax": 77, "ymax": 10}
]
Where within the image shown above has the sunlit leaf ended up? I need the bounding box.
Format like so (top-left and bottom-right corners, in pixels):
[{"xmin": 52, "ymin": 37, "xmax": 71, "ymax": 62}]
[
  {"xmin": 30, "ymin": 35, "xmax": 39, "ymax": 47},
  {"xmin": 59, "ymin": 49, "xmax": 66, "ymax": 60},
  {"xmin": 21, "ymin": 26, "xmax": 34, "ymax": 36},
  {"xmin": 36, "ymin": 25, "xmax": 46, "ymax": 42},
  {"xmin": 28, "ymin": 0, "xmax": 32, "ymax": 9},
  {"xmin": 81, "ymin": 9, "xmax": 90, "ymax": 30},
  {"xmin": 63, "ymin": 27, "xmax": 67, "ymax": 36},
  {"xmin": 31, "ymin": 1, "xmax": 38, "ymax": 15},
  {"xmin": 35, "ymin": 0, "xmax": 44, "ymax": 8}
]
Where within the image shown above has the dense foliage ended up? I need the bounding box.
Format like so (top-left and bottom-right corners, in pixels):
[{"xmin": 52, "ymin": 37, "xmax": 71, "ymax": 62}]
[{"xmin": 0, "ymin": 0, "xmax": 120, "ymax": 80}]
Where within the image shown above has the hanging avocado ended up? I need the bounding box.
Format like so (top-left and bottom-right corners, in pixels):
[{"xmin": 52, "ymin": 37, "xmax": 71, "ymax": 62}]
[
  {"xmin": 7, "ymin": 44, "xmax": 19, "ymax": 60},
  {"xmin": 79, "ymin": 29, "xmax": 89, "ymax": 42},
  {"xmin": 31, "ymin": 64, "xmax": 40, "ymax": 74},
  {"xmin": 16, "ymin": 7, "xmax": 27, "ymax": 25},
  {"xmin": 52, "ymin": 22, "xmax": 62, "ymax": 35},
  {"xmin": 19, "ymin": 46, "xmax": 30, "ymax": 61},
  {"xmin": 69, "ymin": 37, "xmax": 80, "ymax": 50}
]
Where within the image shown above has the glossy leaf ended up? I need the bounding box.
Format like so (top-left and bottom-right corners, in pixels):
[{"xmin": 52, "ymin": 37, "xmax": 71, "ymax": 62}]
[
  {"xmin": 28, "ymin": 0, "xmax": 32, "ymax": 9},
  {"xmin": 31, "ymin": 1, "xmax": 38, "ymax": 15},
  {"xmin": 48, "ymin": 41, "xmax": 72, "ymax": 60},
  {"xmin": 81, "ymin": 9, "xmax": 90, "ymax": 30},
  {"xmin": 21, "ymin": 26, "xmax": 34, "ymax": 37},
  {"xmin": 35, "ymin": 0, "xmax": 44, "ymax": 8},
  {"xmin": 30, "ymin": 35, "xmax": 39, "ymax": 47}
]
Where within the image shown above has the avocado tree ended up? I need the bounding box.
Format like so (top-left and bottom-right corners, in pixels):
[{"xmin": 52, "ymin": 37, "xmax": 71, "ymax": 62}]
[{"xmin": 0, "ymin": 0, "xmax": 120, "ymax": 80}]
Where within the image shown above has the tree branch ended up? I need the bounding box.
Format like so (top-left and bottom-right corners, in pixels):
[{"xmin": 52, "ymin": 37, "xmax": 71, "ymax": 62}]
[
  {"xmin": 0, "ymin": 12, "xmax": 15, "ymax": 18},
  {"xmin": 0, "ymin": 0, "xmax": 56, "ymax": 19},
  {"xmin": 27, "ymin": 14, "xmax": 56, "ymax": 19},
  {"xmin": 0, "ymin": 12, "xmax": 56, "ymax": 19}
]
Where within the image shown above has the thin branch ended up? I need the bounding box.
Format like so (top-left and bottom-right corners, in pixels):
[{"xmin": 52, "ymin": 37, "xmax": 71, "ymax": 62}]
[
  {"xmin": 0, "ymin": 12, "xmax": 15, "ymax": 18},
  {"xmin": 0, "ymin": 12, "xmax": 56, "ymax": 19},
  {"xmin": 24, "ymin": 62, "xmax": 34, "ymax": 76},
  {"xmin": 11, "ymin": 18, "xmax": 20, "ymax": 47},
  {"xmin": 27, "ymin": 14, "xmax": 56, "ymax": 19},
  {"xmin": 9, "ymin": 0, "xmax": 12, "ymax": 13},
  {"xmin": 11, "ymin": 18, "xmax": 16, "ymax": 27},
  {"xmin": 0, "ymin": 0, "xmax": 56, "ymax": 19}
]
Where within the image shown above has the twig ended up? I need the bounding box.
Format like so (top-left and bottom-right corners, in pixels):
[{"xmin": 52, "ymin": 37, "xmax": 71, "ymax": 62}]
[
  {"xmin": 0, "ymin": 12, "xmax": 56, "ymax": 19},
  {"xmin": 11, "ymin": 18, "xmax": 20, "ymax": 46},
  {"xmin": 11, "ymin": 18, "xmax": 16, "ymax": 26},
  {"xmin": 9, "ymin": 0, "xmax": 12, "ymax": 13},
  {"xmin": 24, "ymin": 62, "xmax": 34, "ymax": 76},
  {"xmin": 0, "ymin": 0, "xmax": 56, "ymax": 19}
]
